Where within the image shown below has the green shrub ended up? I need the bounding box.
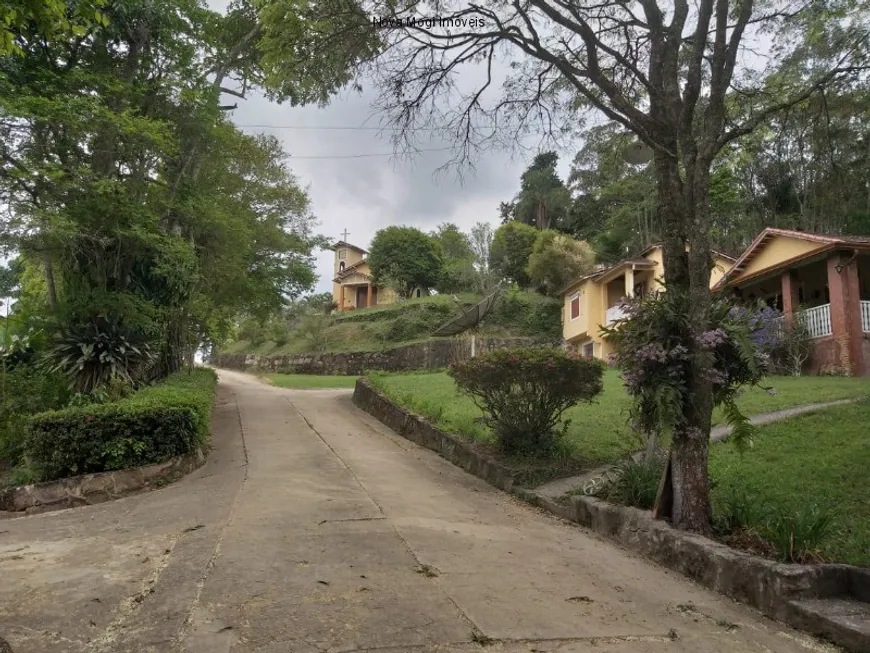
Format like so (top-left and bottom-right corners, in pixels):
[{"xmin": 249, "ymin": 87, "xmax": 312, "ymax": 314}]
[
  {"xmin": 712, "ymin": 485, "xmax": 769, "ymax": 535},
  {"xmin": 487, "ymin": 290, "xmax": 562, "ymax": 338},
  {"xmin": 603, "ymin": 456, "xmax": 664, "ymax": 509},
  {"xmin": 0, "ymin": 364, "xmax": 70, "ymax": 466},
  {"xmin": 768, "ymin": 318, "xmax": 813, "ymax": 376},
  {"xmin": 448, "ymin": 348, "xmax": 604, "ymax": 456},
  {"xmin": 26, "ymin": 368, "xmax": 217, "ymax": 481},
  {"xmin": 764, "ymin": 504, "xmax": 835, "ymax": 563},
  {"xmin": 45, "ymin": 317, "xmax": 157, "ymax": 393}
]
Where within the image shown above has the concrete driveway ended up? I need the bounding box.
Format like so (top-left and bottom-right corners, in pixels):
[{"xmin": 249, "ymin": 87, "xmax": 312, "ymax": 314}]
[{"xmin": 0, "ymin": 369, "xmax": 834, "ymax": 653}]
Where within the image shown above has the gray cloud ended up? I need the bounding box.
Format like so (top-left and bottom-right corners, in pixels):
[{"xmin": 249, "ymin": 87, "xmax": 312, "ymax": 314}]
[
  {"xmin": 211, "ymin": 2, "xmax": 579, "ymax": 293},
  {"xmin": 229, "ymin": 86, "xmax": 538, "ymax": 292}
]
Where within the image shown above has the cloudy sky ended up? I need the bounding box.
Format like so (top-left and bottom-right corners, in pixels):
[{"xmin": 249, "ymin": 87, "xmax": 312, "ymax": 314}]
[
  {"xmin": 202, "ymin": 0, "xmax": 581, "ymax": 294},
  {"xmin": 228, "ymin": 83, "xmax": 576, "ymax": 294}
]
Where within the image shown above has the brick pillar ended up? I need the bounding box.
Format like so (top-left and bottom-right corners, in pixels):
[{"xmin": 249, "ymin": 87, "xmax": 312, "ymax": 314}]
[
  {"xmin": 826, "ymin": 253, "xmax": 864, "ymax": 375},
  {"xmin": 339, "ymin": 285, "xmax": 345, "ymax": 311},
  {"xmin": 366, "ymin": 284, "xmax": 373, "ymax": 308},
  {"xmin": 781, "ymin": 271, "xmax": 800, "ymax": 323}
]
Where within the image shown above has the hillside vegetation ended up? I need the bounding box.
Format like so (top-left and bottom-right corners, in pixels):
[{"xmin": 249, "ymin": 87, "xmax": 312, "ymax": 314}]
[{"xmin": 221, "ymin": 291, "xmax": 561, "ymax": 356}]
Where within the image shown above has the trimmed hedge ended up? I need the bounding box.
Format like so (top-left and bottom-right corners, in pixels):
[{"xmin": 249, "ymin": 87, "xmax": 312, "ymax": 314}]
[
  {"xmin": 448, "ymin": 347, "xmax": 604, "ymax": 456},
  {"xmin": 26, "ymin": 368, "xmax": 217, "ymax": 481}
]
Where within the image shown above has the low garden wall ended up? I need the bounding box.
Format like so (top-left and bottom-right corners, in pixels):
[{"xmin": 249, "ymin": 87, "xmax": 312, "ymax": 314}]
[
  {"xmin": 0, "ymin": 448, "xmax": 205, "ymax": 515},
  {"xmin": 1, "ymin": 368, "xmax": 218, "ymax": 516},
  {"xmin": 352, "ymin": 377, "xmax": 870, "ymax": 652},
  {"xmin": 210, "ymin": 337, "xmax": 560, "ymax": 375}
]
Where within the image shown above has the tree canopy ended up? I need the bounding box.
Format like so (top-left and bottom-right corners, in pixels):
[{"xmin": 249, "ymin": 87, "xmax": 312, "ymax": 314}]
[
  {"xmin": 368, "ymin": 226, "xmax": 443, "ymax": 299},
  {"xmin": 430, "ymin": 223, "xmax": 478, "ymax": 294},
  {"xmin": 0, "ymin": 0, "xmax": 379, "ymax": 386},
  {"xmin": 526, "ymin": 231, "xmax": 596, "ymax": 297},
  {"xmin": 490, "ymin": 222, "xmax": 539, "ymax": 287},
  {"xmin": 502, "ymin": 152, "xmax": 572, "ymax": 231}
]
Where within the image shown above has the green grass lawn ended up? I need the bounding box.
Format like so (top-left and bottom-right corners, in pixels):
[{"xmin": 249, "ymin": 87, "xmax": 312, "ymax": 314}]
[
  {"xmin": 369, "ymin": 369, "xmax": 869, "ymax": 466},
  {"xmin": 709, "ymin": 400, "xmax": 870, "ymax": 567},
  {"xmin": 265, "ymin": 374, "xmax": 358, "ymax": 389}
]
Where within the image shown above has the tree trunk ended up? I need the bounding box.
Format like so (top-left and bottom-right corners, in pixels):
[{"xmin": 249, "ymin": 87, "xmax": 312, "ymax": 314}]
[
  {"xmin": 535, "ymin": 200, "xmax": 548, "ymax": 230},
  {"xmin": 43, "ymin": 252, "xmax": 58, "ymax": 310},
  {"xmin": 653, "ymin": 150, "xmax": 716, "ymax": 533},
  {"xmin": 669, "ymin": 427, "xmax": 711, "ymax": 530}
]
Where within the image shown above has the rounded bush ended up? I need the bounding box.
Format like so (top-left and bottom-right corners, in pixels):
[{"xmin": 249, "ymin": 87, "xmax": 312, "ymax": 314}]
[{"xmin": 448, "ymin": 347, "xmax": 604, "ymax": 456}]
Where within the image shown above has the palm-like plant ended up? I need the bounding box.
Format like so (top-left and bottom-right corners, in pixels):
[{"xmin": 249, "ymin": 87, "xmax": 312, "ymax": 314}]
[{"xmin": 45, "ymin": 318, "xmax": 156, "ymax": 394}]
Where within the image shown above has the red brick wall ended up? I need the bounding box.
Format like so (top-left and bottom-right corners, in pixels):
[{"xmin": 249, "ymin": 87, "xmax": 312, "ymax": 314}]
[{"xmin": 806, "ymin": 337, "xmax": 839, "ymax": 375}]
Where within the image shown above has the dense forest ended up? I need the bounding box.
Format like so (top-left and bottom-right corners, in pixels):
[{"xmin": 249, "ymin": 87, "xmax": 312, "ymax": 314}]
[
  {"xmin": 501, "ymin": 98, "xmax": 870, "ymax": 264},
  {"xmin": 0, "ymin": 0, "xmax": 376, "ymax": 382}
]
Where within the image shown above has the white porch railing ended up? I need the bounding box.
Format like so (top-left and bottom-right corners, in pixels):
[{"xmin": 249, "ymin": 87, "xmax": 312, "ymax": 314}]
[
  {"xmin": 605, "ymin": 305, "xmax": 627, "ymax": 325},
  {"xmin": 862, "ymin": 301, "xmax": 870, "ymax": 333},
  {"xmin": 769, "ymin": 305, "xmax": 832, "ymax": 339},
  {"xmin": 800, "ymin": 303, "xmax": 833, "ymax": 338}
]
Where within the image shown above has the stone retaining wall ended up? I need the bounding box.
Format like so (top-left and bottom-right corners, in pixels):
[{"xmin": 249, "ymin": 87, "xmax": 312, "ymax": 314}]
[
  {"xmin": 352, "ymin": 377, "xmax": 870, "ymax": 652},
  {"xmin": 211, "ymin": 337, "xmax": 558, "ymax": 376},
  {"xmin": 0, "ymin": 448, "xmax": 205, "ymax": 516}
]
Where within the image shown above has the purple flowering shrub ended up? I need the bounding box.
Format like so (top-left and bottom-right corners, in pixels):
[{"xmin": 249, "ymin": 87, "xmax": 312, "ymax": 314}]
[
  {"xmin": 602, "ymin": 289, "xmax": 768, "ymax": 442},
  {"xmin": 448, "ymin": 348, "xmax": 604, "ymax": 456}
]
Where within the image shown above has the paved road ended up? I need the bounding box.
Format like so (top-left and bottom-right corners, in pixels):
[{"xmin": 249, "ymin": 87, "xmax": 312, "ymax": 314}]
[{"xmin": 0, "ymin": 370, "xmax": 833, "ymax": 653}]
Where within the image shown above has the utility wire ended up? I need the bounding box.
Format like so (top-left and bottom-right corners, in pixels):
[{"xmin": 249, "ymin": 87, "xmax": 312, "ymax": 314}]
[
  {"xmin": 287, "ymin": 146, "xmax": 453, "ymax": 159},
  {"xmin": 236, "ymin": 123, "xmax": 555, "ymax": 135},
  {"xmin": 237, "ymin": 124, "xmax": 409, "ymax": 131}
]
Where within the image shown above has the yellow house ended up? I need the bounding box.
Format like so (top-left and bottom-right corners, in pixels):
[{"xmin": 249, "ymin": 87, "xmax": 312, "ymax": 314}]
[
  {"xmin": 713, "ymin": 227, "xmax": 870, "ymax": 376},
  {"xmin": 331, "ymin": 240, "xmax": 399, "ymax": 310},
  {"xmin": 562, "ymin": 245, "xmax": 735, "ymax": 360}
]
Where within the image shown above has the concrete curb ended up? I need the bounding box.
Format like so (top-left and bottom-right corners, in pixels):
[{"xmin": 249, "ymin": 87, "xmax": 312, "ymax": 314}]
[
  {"xmin": 0, "ymin": 448, "xmax": 206, "ymax": 517},
  {"xmin": 352, "ymin": 377, "xmax": 870, "ymax": 652}
]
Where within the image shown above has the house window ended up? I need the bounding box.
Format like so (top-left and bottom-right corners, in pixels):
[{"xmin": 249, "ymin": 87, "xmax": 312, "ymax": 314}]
[
  {"xmin": 582, "ymin": 342, "xmax": 594, "ymax": 359},
  {"xmin": 570, "ymin": 293, "xmax": 581, "ymax": 319},
  {"xmin": 338, "ymin": 249, "xmax": 347, "ymax": 260}
]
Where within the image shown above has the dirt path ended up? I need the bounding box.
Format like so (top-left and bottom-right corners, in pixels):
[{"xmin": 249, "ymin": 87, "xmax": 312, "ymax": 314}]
[{"xmin": 0, "ymin": 370, "xmax": 835, "ymax": 653}]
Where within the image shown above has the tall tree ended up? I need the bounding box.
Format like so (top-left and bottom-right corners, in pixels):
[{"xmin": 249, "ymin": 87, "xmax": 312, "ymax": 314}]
[
  {"xmin": 0, "ymin": 0, "xmax": 376, "ymax": 383},
  {"xmin": 366, "ymin": 0, "xmax": 870, "ymax": 530},
  {"xmin": 368, "ymin": 226, "xmax": 443, "ymax": 299},
  {"xmin": 430, "ymin": 223, "xmax": 477, "ymax": 293},
  {"xmin": 505, "ymin": 152, "xmax": 572, "ymax": 230},
  {"xmin": 566, "ymin": 124, "xmax": 656, "ymax": 262},
  {"xmin": 0, "ymin": 0, "xmax": 107, "ymax": 56},
  {"xmin": 469, "ymin": 221, "xmax": 495, "ymax": 290},
  {"xmin": 490, "ymin": 221, "xmax": 538, "ymax": 287},
  {"xmin": 526, "ymin": 231, "xmax": 596, "ymax": 296}
]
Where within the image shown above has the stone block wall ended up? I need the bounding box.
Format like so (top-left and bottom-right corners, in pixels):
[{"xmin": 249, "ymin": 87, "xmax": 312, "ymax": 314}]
[{"xmin": 209, "ymin": 337, "xmax": 559, "ymax": 376}]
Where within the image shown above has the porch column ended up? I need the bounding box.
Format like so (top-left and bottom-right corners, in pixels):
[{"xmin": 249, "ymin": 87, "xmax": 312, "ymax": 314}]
[
  {"xmin": 624, "ymin": 267, "xmax": 635, "ymax": 298},
  {"xmin": 781, "ymin": 271, "xmax": 800, "ymax": 323},
  {"xmin": 827, "ymin": 253, "xmax": 864, "ymax": 375},
  {"xmin": 366, "ymin": 283, "xmax": 373, "ymax": 307},
  {"xmin": 339, "ymin": 285, "xmax": 346, "ymax": 311}
]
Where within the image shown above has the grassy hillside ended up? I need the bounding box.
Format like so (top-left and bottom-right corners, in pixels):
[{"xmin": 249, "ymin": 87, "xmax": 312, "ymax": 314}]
[{"xmin": 221, "ymin": 291, "xmax": 562, "ymax": 356}]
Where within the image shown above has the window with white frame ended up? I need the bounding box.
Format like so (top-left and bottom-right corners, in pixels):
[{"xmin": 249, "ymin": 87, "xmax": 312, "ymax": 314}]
[{"xmin": 338, "ymin": 249, "xmax": 347, "ymax": 259}]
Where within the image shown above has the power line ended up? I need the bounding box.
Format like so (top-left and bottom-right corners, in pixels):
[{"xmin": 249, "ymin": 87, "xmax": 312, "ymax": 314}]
[
  {"xmin": 236, "ymin": 123, "xmax": 439, "ymax": 132},
  {"xmin": 236, "ymin": 123, "xmax": 555, "ymax": 136},
  {"xmin": 288, "ymin": 146, "xmax": 453, "ymax": 159}
]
